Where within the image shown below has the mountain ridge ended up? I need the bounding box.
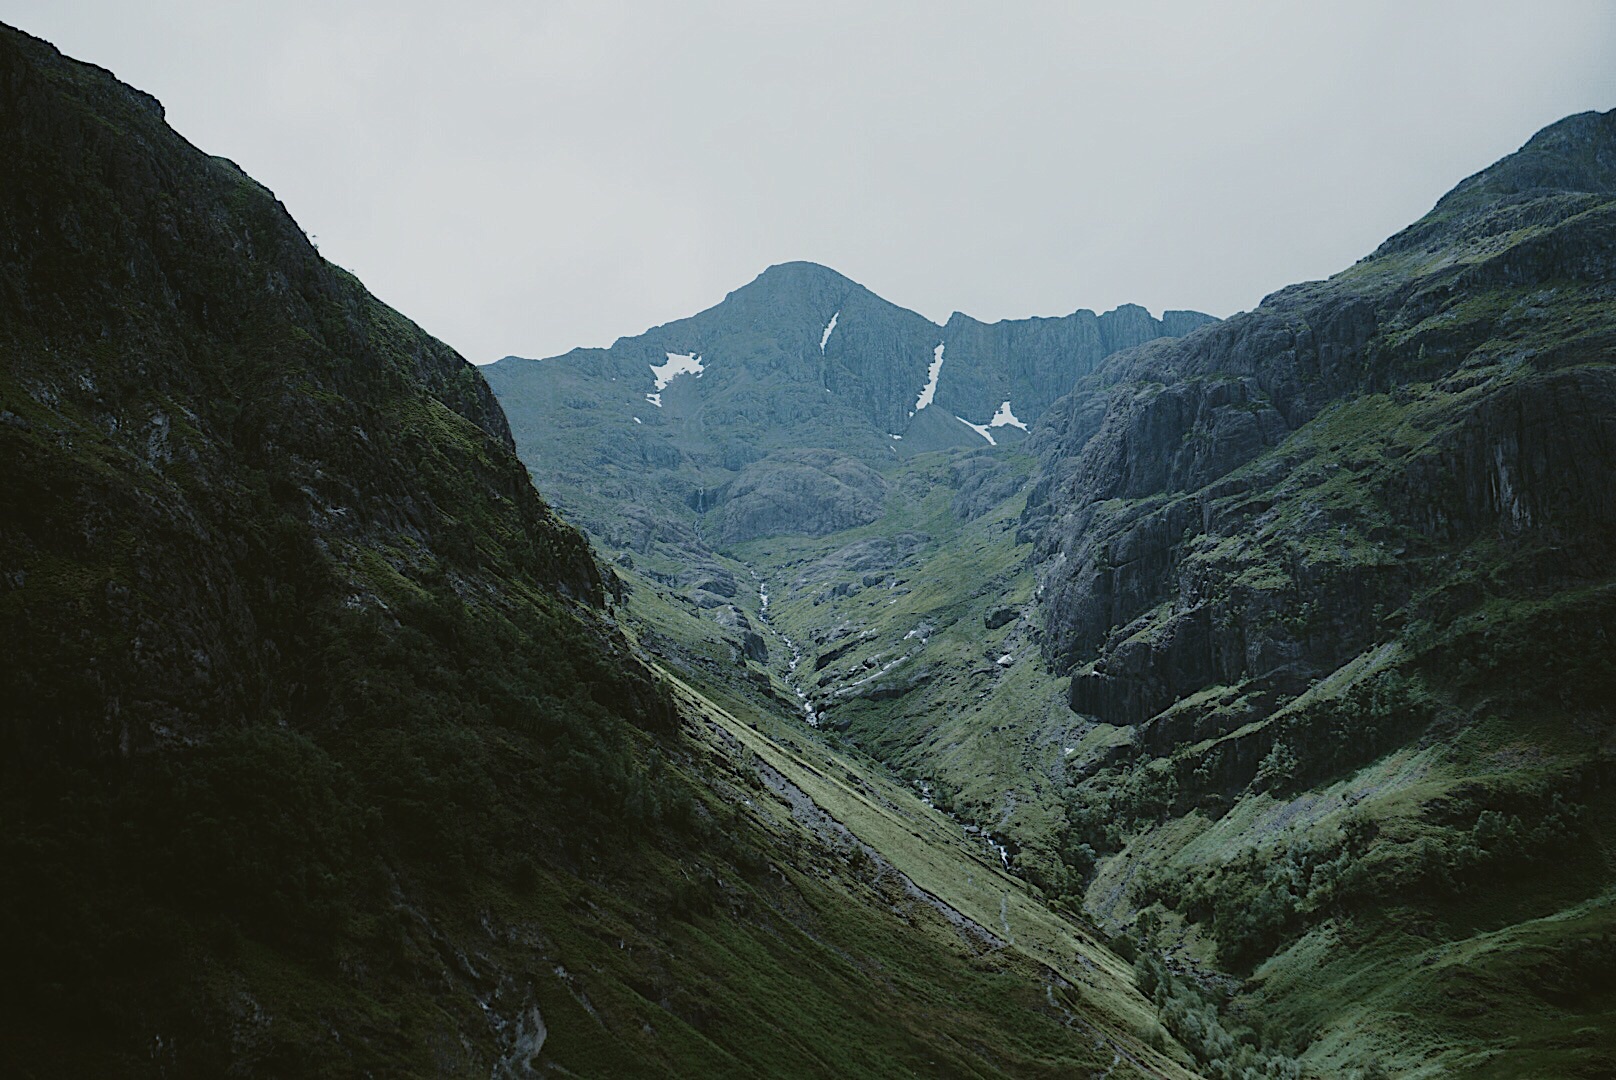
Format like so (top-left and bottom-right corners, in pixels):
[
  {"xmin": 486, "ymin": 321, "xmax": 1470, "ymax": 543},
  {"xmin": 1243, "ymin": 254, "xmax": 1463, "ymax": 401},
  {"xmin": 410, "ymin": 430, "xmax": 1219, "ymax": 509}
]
[{"xmin": 10, "ymin": 12, "xmax": 1615, "ymax": 1075}]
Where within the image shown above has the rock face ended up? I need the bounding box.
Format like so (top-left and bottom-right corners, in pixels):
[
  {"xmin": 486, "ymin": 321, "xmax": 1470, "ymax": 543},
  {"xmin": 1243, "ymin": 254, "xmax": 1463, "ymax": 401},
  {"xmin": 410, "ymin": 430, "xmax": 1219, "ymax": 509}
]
[
  {"xmin": 964, "ymin": 113, "xmax": 1616, "ymax": 1080},
  {"xmin": 984, "ymin": 606, "xmax": 1018, "ymax": 630},
  {"xmin": 709, "ymin": 449, "xmax": 888, "ymax": 543},
  {"xmin": 1027, "ymin": 108, "xmax": 1616, "ymax": 752},
  {"xmin": 936, "ymin": 304, "xmax": 1216, "ymax": 427},
  {"xmin": 713, "ymin": 605, "xmax": 769, "ymax": 662}
]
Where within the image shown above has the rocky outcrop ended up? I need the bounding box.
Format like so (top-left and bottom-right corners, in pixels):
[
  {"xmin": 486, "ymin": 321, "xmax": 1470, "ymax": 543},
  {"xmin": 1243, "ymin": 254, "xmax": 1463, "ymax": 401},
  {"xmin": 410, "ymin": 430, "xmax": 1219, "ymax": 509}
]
[
  {"xmin": 713, "ymin": 605, "xmax": 768, "ymax": 663},
  {"xmin": 792, "ymin": 532, "xmax": 931, "ymax": 594},
  {"xmin": 984, "ymin": 606, "xmax": 1018, "ymax": 631},
  {"xmin": 710, "ymin": 449, "xmax": 889, "ymax": 543},
  {"xmin": 1030, "ymin": 109, "xmax": 1616, "ymax": 731},
  {"xmin": 950, "ymin": 454, "xmax": 1027, "ymax": 521}
]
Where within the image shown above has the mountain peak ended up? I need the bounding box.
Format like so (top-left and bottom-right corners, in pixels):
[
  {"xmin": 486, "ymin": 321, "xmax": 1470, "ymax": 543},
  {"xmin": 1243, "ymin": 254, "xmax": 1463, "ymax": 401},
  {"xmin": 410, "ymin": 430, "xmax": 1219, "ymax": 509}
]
[
  {"xmin": 726, "ymin": 260, "xmax": 862, "ymax": 304},
  {"xmin": 1438, "ymin": 107, "xmax": 1616, "ymax": 211},
  {"xmin": 1376, "ymin": 107, "xmax": 1616, "ymax": 257}
]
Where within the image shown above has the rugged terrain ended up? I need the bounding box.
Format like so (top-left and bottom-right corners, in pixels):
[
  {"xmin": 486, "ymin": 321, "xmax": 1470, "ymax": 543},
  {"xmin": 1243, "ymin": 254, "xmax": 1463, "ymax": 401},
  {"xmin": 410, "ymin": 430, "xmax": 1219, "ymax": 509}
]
[
  {"xmin": 0, "ymin": 23, "xmax": 1193, "ymax": 1078},
  {"xmin": 492, "ymin": 113, "xmax": 1616, "ymax": 1077},
  {"xmin": 7, "ymin": 12, "xmax": 1614, "ymax": 1076}
]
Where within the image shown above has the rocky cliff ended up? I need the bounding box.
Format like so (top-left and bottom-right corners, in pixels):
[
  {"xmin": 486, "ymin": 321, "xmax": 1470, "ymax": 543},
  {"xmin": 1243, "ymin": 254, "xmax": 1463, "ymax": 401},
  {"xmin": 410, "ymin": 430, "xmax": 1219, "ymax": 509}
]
[
  {"xmin": 998, "ymin": 110, "xmax": 1616, "ymax": 1076},
  {"xmin": 1028, "ymin": 109, "xmax": 1616, "ymax": 750}
]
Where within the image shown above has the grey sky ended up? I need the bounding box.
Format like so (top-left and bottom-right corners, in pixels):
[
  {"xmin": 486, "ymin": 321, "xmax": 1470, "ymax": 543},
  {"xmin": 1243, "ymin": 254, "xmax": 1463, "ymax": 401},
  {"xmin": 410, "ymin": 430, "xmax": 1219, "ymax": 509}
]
[{"xmin": 8, "ymin": 2, "xmax": 1615, "ymax": 363}]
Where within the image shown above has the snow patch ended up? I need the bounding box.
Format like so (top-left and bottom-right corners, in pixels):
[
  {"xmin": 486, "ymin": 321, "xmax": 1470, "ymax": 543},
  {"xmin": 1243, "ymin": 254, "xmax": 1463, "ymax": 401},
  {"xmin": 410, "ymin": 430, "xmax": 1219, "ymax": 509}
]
[
  {"xmin": 889, "ymin": 433, "xmax": 902, "ymax": 440},
  {"xmin": 645, "ymin": 393, "xmax": 662, "ymax": 408},
  {"xmin": 914, "ymin": 343, "xmax": 945, "ymax": 411},
  {"xmin": 956, "ymin": 415, "xmax": 996, "ymax": 445},
  {"xmin": 632, "ymin": 416, "xmax": 642, "ymax": 424},
  {"xmin": 650, "ymin": 351, "xmax": 704, "ymax": 392},
  {"xmin": 819, "ymin": 311, "xmax": 839, "ymax": 353},
  {"xmin": 955, "ymin": 400, "xmax": 1027, "ymax": 446},
  {"xmin": 989, "ymin": 400, "xmax": 1028, "ymax": 431}
]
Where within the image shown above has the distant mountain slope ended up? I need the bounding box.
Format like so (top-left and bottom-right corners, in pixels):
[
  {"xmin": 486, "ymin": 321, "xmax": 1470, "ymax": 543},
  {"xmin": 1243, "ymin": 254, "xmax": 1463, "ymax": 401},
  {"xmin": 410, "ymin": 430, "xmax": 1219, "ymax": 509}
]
[
  {"xmin": 0, "ymin": 22, "xmax": 1191, "ymax": 1078},
  {"xmin": 485, "ymin": 260, "xmax": 1212, "ymax": 550}
]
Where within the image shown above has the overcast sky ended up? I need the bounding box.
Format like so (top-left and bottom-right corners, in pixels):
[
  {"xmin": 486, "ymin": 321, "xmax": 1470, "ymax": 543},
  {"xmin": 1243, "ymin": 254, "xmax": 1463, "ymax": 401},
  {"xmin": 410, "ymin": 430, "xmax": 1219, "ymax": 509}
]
[{"xmin": 8, "ymin": 2, "xmax": 1615, "ymax": 362}]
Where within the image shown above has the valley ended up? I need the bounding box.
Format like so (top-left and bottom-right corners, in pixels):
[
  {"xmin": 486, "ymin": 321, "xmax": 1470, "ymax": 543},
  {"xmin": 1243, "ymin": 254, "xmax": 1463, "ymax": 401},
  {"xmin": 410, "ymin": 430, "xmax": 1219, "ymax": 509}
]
[
  {"xmin": 490, "ymin": 110, "xmax": 1616, "ymax": 1078},
  {"xmin": 0, "ymin": 23, "xmax": 1198, "ymax": 1078},
  {"xmin": 2, "ymin": 13, "xmax": 1613, "ymax": 1077}
]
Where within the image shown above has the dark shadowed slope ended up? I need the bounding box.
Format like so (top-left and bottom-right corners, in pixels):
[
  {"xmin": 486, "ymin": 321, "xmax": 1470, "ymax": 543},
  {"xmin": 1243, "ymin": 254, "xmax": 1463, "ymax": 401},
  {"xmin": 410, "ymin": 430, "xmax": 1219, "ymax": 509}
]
[{"xmin": 0, "ymin": 22, "xmax": 1196, "ymax": 1078}]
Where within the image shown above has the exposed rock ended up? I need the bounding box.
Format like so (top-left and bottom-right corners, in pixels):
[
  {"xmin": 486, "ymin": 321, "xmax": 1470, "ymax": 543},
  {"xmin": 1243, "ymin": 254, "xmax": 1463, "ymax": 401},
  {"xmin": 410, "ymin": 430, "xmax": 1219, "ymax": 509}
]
[
  {"xmin": 794, "ymin": 533, "xmax": 931, "ymax": 593},
  {"xmin": 710, "ymin": 450, "xmax": 888, "ymax": 544},
  {"xmin": 483, "ymin": 256, "xmax": 1212, "ymax": 563},
  {"xmin": 984, "ymin": 606, "xmax": 1018, "ymax": 631},
  {"xmin": 1031, "ymin": 108, "xmax": 1616, "ymax": 731},
  {"xmin": 713, "ymin": 605, "xmax": 768, "ymax": 662},
  {"xmin": 951, "ymin": 454, "xmax": 1027, "ymax": 520},
  {"xmin": 813, "ymin": 638, "xmax": 859, "ymax": 671}
]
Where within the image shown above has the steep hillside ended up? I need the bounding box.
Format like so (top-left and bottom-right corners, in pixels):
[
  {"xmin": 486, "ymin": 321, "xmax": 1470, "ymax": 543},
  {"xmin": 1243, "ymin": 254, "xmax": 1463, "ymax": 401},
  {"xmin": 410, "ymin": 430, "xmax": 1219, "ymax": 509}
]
[
  {"xmin": 0, "ymin": 23, "xmax": 1188, "ymax": 1078},
  {"xmin": 1014, "ymin": 108, "xmax": 1616, "ymax": 1076}
]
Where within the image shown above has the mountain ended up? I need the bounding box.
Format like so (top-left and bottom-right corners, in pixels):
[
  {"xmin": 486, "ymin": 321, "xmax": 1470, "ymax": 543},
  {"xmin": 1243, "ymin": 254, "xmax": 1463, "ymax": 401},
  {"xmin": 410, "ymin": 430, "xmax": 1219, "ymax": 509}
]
[
  {"xmin": 484, "ymin": 262, "xmax": 1212, "ymax": 549},
  {"xmin": 0, "ymin": 23, "xmax": 1194, "ymax": 1078},
  {"xmin": 11, "ymin": 10, "xmax": 1613, "ymax": 1075},
  {"xmin": 1016, "ymin": 106, "xmax": 1616, "ymax": 1074},
  {"xmin": 491, "ymin": 111, "xmax": 1616, "ymax": 1077}
]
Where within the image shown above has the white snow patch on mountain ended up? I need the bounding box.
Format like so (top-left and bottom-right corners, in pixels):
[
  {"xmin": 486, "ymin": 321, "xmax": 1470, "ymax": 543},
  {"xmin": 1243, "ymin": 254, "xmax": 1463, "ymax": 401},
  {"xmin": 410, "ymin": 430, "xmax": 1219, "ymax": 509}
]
[
  {"xmin": 914, "ymin": 343, "xmax": 945, "ymax": 411},
  {"xmin": 953, "ymin": 400, "xmax": 1026, "ymax": 445},
  {"xmin": 990, "ymin": 400, "xmax": 1028, "ymax": 431},
  {"xmin": 651, "ymin": 352, "xmax": 704, "ymax": 392},
  {"xmin": 956, "ymin": 415, "xmax": 996, "ymax": 445},
  {"xmin": 819, "ymin": 311, "xmax": 839, "ymax": 353}
]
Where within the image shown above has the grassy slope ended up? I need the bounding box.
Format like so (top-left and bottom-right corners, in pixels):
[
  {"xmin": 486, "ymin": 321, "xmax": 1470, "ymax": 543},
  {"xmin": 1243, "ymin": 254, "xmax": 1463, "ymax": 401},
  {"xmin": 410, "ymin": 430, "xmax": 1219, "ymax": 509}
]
[
  {"xmin": 613, "ymin": 588, "xmax": 1200, "ymax": 1077},
  {"xmin": 489, "ymin": 105, "xmax": 1615, "ymax": 1080}
]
